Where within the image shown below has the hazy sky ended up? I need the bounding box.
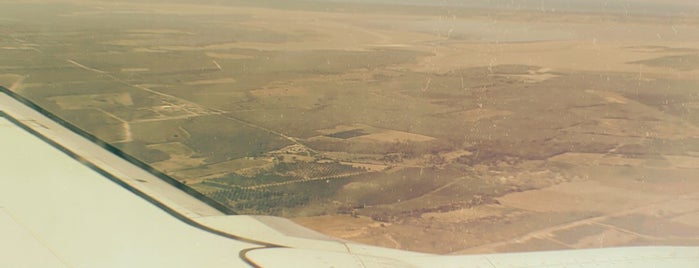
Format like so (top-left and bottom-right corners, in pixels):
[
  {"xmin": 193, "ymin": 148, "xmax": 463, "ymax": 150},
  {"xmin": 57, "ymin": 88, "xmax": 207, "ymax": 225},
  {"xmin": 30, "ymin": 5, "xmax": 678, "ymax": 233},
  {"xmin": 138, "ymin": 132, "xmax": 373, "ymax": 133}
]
[{"xmin": 311, "ymin": 0, "xmax": 699, "ymax": 16}]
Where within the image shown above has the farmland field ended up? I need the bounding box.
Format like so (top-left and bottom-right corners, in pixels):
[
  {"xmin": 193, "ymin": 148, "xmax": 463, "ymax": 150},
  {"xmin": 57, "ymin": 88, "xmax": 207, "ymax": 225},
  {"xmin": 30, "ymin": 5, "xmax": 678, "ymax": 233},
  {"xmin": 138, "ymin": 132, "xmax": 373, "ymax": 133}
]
[{"xmin": 2, "ymin": 0, "xmax": 699, "ymax": 254}]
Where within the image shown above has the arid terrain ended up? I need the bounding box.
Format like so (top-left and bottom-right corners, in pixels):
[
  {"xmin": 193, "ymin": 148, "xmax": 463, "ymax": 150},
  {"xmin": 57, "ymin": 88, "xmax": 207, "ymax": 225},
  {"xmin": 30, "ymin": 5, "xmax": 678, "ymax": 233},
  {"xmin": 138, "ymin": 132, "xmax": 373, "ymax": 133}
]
[{"xmin": 2, "ymin": 0, "xmax": 699, "ymax": 254}]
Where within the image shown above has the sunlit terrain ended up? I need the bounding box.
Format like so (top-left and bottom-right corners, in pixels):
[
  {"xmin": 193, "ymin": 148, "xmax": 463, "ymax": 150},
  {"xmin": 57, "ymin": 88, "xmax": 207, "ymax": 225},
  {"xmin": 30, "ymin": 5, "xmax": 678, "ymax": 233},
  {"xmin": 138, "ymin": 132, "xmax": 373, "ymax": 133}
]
[{"xmin": 2, "ymin": 0, "xmax": 699, "ymax": 254}]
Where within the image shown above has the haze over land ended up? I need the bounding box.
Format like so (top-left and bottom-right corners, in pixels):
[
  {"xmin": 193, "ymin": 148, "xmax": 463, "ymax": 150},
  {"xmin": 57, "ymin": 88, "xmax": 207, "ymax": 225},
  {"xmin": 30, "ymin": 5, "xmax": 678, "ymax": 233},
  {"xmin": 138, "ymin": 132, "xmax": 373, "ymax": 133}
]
[{"xmin": 2, "ymin": 0, "xmax": 699, "ymax": 254}]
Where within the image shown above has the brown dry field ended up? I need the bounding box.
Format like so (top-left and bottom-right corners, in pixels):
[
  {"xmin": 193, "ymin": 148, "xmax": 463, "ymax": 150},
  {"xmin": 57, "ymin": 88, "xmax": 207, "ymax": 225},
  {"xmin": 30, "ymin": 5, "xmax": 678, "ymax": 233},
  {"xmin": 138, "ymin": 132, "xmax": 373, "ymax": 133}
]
[{"xmin": 2, "ymin": 0, "xmax": 699, "ymax": 255}]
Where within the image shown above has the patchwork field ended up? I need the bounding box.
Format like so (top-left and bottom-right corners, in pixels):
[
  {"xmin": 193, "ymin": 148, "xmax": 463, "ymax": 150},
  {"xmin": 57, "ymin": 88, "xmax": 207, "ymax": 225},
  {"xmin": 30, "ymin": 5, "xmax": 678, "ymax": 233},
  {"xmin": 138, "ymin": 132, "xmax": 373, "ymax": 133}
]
[{"xmin": 2, "ymin": 0, "xmax": 699, "ymax": 254}]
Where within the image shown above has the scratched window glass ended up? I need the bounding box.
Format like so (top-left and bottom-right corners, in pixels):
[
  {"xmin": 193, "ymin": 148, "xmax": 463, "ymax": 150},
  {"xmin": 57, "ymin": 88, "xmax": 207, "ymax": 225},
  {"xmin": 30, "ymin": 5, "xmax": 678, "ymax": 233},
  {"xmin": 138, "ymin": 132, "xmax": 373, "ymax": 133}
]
[{"xmin": 2, "ymin": 0, "xmax": 699, "ymax": 253}]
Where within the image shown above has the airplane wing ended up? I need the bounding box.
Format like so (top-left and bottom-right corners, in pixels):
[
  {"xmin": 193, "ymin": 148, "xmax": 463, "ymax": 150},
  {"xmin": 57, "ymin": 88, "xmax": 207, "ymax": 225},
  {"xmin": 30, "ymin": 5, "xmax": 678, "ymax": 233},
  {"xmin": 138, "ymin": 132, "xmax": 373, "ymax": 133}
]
[{"xmin": 1, "ymin": 86, "xmax": 698, "ymax": 268}]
